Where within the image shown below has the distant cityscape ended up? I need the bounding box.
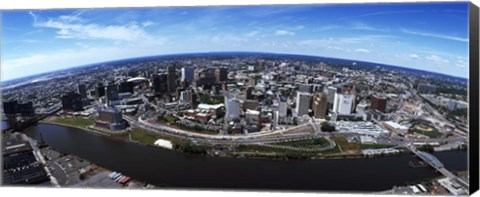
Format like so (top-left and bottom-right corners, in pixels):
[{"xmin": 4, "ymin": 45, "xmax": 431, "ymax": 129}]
[{"xmin": 1, "ymin": 51, "xmax": 470, "ymax": 194}]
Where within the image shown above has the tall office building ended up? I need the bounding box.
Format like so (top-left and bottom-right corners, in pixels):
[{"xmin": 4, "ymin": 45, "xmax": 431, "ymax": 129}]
[
  {"xmin": 278, "ymin": 96, "xmax": 288, "ymax": 118},
  {"xmin": 312, "ymin": 92, "xmax": 328, "ymax": 119},
  {"xmin": 297, "ymin": 84, "xmax": 313, "ymax": 93},
  {"xmin": 3, "ymin": 100, "xmax": 35, "ymax": 117},
  {"xmin": 118, "ymin": 81, "xmax": 134, "ymax": 93},
  {"xmin": 225, "ymin": 93, "xmax": 241, "ymax": 120},
  {"xmin": 181, "ymin": 66, "xmax": 195, "ymax": 83},
  {"xmin": 95, "ymin": 83, "xmax": 105, "ymax": 99},
  {"xmin": 333, "ymin": 92, "xmax": 355, "ymax": 115},
  {"xmin": 152, "ymin": 74, "xmax": 168, "ymax": 94},
  {"xmin": 295, "ymin": 92, "xmax": 312, "ymax": 117},
  {"xmin": 214, "ymin": 67, "xmax": 228, "ymax": 83},
  {"xmin": 167, "ymin": 65, "xmax": 177, "ymax": 92},
  {"xmin": 244, "ymin": 86, "xmax": 254, "ymax": 100},
  {"xmin": 95, "ymin": 107, "xmax": 126, "ymax": 131},
  {"xmin": 179, "ymin": 90, "xmax": 191, "ymax": 104},
  {"xmin": 61, "ymin": 92, "xmax": 83, "ymax": 112},
  {"xmin": 105, "ymin": 84, "xmax": 119, "ymax": 101},
  {"xmin": 370, "ymin": 95, "xmax": 387, "ymax": 113},
  {"xmin": 77, "ymin": 84, "xmax": 87, "ymax": 100},
  {"xmin": 327, "ymin": 86, "xmax": 338, "ymax": 104}
]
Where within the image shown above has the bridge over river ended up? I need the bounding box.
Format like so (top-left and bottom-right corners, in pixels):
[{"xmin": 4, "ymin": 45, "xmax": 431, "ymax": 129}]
[{"xmin": 405, "ymin": 144, "xmax": 469, "ymax": 191}]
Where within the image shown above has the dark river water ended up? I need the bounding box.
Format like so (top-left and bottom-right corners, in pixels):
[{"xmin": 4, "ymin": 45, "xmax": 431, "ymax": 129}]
[{"xmin": 18, "ymin": 123, "xmax": 467, "ymax": 192}]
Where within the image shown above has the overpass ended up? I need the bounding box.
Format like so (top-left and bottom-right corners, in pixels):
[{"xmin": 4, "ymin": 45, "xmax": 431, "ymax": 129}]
[{"xmin": 405, "ymin": 144, "xmax": 469, "ymax": 191}]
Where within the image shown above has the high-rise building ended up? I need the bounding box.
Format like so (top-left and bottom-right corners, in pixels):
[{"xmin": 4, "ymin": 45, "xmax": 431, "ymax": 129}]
[
  {"xmin": 297, "ymin": 84, "xmax": 313, "ymax": 93},
  {"xmin": 95, "ymin": 83, "xmax": 105, "ymax": 99},
  {"xmin": 77, "ymin": 84, "xmax": 87, "ymax": 100},
  {"xmin": 3, "ymin": 100, "xmax": 35, "ymax": 117},
  {"xmin": 370, "ymin": 95, "xmax": 387, "ymax": 113},
  {"xmin": 244, "ymin": 86, "xmax": 254, "ymax": 100},
  {"xmin": 333, "ymin": 93, "xmax": 355, "ymax": 115},
  {"xmin": 105, "ymin": 84, "xmax": 119, "ymax": 102},
  {"xmin": 180, "ymin": 90, "xmax": 191, "ymax": 104},
  {"xmin": 95, "ymin": 107, "xmax": 126, "ymax": 131},
  {"xmin": 61, "ymin": 92, "xmax": 83, "ymax": 112},
  {"xmin": 3, "ymin": 100, "xmax": 18, "ymax": 115},
  {"xmin": 194, "ymin": 68, "xmax": 216, "ymax": 87},
  {"xmin": 248, "ymin": 76, "xmax": 258, "ymax": 87},
  {"xmin": 152, "ymin": 74, "xmax": 168, "ymax": 94},
  {"xmin": 118, "ymin": 81, "xmax": 134, "ymax": 93},
  {"xmin": 167, "ymin": 65, "xmax": 177, "ymax": 92},
  {"xmin": 327, "ymin": 86, "xmax": 338, "ymax": 104},
  {"xmin": 278, "ymin": 96, "xmax": 288, "ymax": 118},
  {"xmin": 225, "ymin": 94, "xmax": 241, "ymax": 120},
  {"xmin": 214, "ymin": 67, "xmax": 228, "ymax": 83},
  {"xmin": 181, "ymin": 66, "xmax": 195, "ymax": 83},
  {"xmin": 312, "ymin": 92, "xmax": 328, "ymax": 119},
  {"xmin": 295, "ymin": 92, "xmax": 312, "ymax": 117}
]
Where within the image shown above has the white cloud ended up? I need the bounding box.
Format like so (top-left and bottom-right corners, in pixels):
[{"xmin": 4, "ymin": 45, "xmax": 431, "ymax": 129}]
[
  {"xmin": 244, "ymin": 31, "xmax": 259, "ymax": 37},
  {"xmin": 211, "ymin": 34, "xmax": 247, "ymax": 43},
  {"xmin": 455, "ymin": 59, "xmax": 467, "ymax": 68},
  {"xmin": 3, "ymin": 54, "xmax": 49, "ymax": 71},
  {"xmin": 31, "ymin": 12, "xmax": 160, "ymax": 42},
  {"xmin": 275, "ymin": 29, "xmax": 295, "ymax": 36},
  {"xmin": 425, "ymin": 54, "xmax": 450, "ymax": 64},
  {"xmin": 355, "ymin": 48, "xmax": 370, "ymax": 53},
  {"xmin": 317, "ymin": 25, "xmax": 340, "ymax": 31},
  {"xmin": 401, "ymin": 28, "xmax": 468, "ymax": 42},
  {"xmin": 142, "ymin": 21, "xmax": 155, "ymax": 27},
  {"xmin": 351, "ymin": 22, "xmax": 377, "ymax": 31},
  {"xmin": 408, "ymin": 54, "xmax": 420, "ymax": 59}
]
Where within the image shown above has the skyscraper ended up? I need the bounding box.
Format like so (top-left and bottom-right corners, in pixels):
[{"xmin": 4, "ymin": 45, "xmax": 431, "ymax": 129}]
[
  {"xmin": 295, "ymin": 92, "xmax": 312, "ymax": 117},
  {"xmin": 370, "ymin": 95, "xmax": 387, "ymax": 113},
  {"xmin": 214, "ymin": 67, "xmax": 228, "ymax": 83},
  {"xmin": 77, "ymin": 84, "xmax": 87, "ymax": 100},
  {"xmin": 61, "ymin": 92, "xmax": 83, "ymax": 112},
  {"xmin": 225, "ymin": 93, "xmax": 241, "ymax": 121},
  {"xmin": 167, "ymin": 65, "xmax": 177, "ymax": 92},
  {"xmin": 333, "ymin": 92, "xmax": 355, "ymax": 115},
  {"xmin": 95, "ymin": 83, "xmax": 105, "ymax": 99},
  {"xmin": 152, "ymin": 74, "xmax": 168, "ymax": 94},
  {"xmin": 105, "ymin": 84, "xmax": 119, "ymax": 102},
  {"xmin": 278, "ymin": 96, "xmax": 288, "ymax": 118},
  {"xmin": 181, "ymin": 66, "xmax": 195, "ymax": 83},
  {"xmin": 312, "ymin": 92, "xmax": 328, "ymax": 119}
]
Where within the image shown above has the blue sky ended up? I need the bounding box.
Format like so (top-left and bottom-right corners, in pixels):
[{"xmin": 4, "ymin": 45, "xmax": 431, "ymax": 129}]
[{"xmin": 1, "ymin": 2, "xmax": 470, "ymax": 81}]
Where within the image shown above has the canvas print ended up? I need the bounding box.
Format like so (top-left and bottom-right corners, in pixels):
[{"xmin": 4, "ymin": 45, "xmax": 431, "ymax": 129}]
[{"xmin": 1, "ymin": 1, "xmax": 475, "ymax": 195}]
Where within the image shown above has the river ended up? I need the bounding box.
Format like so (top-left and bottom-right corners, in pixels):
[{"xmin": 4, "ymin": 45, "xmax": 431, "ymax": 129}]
[{"xmin": 18, "ymin": 123, "xmax": 467, "ymax": 192}]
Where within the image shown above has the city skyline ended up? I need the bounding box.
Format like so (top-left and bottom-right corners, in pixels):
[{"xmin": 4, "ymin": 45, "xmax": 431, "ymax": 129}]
[{"xmin": 2, "ymin": 2, "xmax": 470, "ymax": 81}]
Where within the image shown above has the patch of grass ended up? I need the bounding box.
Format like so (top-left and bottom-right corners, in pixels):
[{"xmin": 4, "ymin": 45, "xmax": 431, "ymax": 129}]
[
  {"xmin": 273, "ymin": 138, "xmax": 330, "ymax": 148},
  {"xmin": 360, "ymin": 144, "xmax": 393, "ymax": 150},
  {"xmin": 197, "ymin": 93, "xmax": 224, "ymax": 104},
  {"xmin": 412, "ymin": 128, "xmax": 443, "ymax": 138},
  {"xmin": 130, "ymin": 128, "xmax": 159, "ymax": 145},
  {"xmin": 331, "ymin": 136, "xmax": 361, "ymax": 154},
  {"xmin": 130, "ymin": 128, "xmax": 208, "ymax": 154},
  {"xmin": 52, "ymin": 117, "xmax": 95, "ymax": 128}
]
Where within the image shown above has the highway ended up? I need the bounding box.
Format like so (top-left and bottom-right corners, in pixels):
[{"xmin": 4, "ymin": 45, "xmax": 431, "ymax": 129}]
[{"xmin": 124, "ymin": 115, "xmax": 329, "ymax": 144}]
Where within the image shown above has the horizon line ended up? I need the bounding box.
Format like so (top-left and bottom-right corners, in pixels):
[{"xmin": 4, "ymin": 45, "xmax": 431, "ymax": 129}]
[{"xmin": 1, "ymin": 51, "xmax": 469, "ymax": 83}]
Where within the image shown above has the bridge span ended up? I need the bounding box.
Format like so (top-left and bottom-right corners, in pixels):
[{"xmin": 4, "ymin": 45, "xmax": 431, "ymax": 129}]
[{"xmin": 404, "ymin": 144, "xmax": 469, "ymax": 191}]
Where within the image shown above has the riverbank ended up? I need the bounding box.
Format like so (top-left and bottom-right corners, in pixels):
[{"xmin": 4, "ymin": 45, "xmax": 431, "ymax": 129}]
[
  {"xmin": 41, "ymin": 116, "xmax": 128, "ymax": 136},
  {"xmin": 22, "ymin": 122, "xmax": 468, "ymax": 192},
  {"xmin": 127, "ymin": 126, "xmax": 411, "ymax": 160},
  {"xmin": 39, "ymin": 117, "xmax": 458, "ymax": 161}
]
